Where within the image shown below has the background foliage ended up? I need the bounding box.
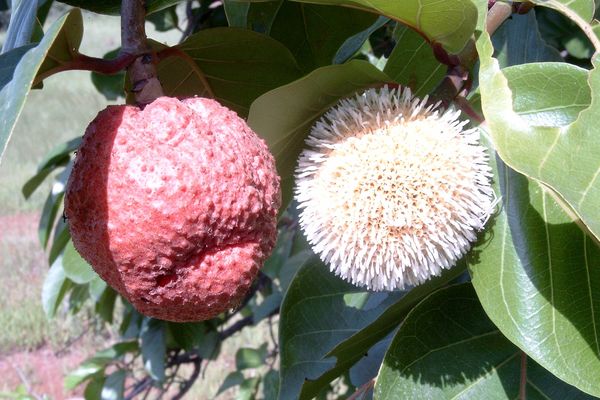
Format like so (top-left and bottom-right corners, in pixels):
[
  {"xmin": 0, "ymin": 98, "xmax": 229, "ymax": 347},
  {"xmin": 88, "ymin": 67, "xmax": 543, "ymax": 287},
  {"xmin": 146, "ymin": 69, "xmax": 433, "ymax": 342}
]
[{"xmin": 1, "ymin": 0, "xmax": 600, "ymax": 399}]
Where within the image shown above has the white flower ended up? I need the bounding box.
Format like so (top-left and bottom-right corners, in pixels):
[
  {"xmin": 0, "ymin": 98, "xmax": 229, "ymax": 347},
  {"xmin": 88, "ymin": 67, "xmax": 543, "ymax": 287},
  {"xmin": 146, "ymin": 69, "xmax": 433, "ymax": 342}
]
[{"xmin": 294, "ymin": 86, "xmax": 495, "ymax": 291}]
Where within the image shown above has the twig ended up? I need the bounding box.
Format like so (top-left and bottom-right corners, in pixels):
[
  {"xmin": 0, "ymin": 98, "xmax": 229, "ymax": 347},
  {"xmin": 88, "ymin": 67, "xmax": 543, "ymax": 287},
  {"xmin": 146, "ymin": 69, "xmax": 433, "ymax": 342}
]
[
  {"xmin": 454, "ymin": 95, "xmax": 484, "ymax": 124},
  {"xmin": 33, "ymin": 52, "xmax": 136, "ymax": 86},
  {"xmin": 121, "ymin": 0, "xmax": 164, "ymax": 105},
  {"xmin": 125, "ymin": 376, "xmax": 153, "ymax": 400},
  {"xmin": 486, "ymin": 1, "xmax": 513, "ymax": 37},
  {"xmin": 180, "ymin": 0, "xmax": 197, "ymax": 42},
  {"xmin": 54, "ymin": 324, "xmax": 91, "ymax": 357},
  {"xmin": 430, "ymin": 1, "xmax": 515, "ymax": 105},
  {"xmin": 172, "ymin": 357, "xmax": 201, "ymax": 400},
  {"xmin": 12, "ymin": 365, "xmax": 43, "ymax": 400},
  {"xmin": 519, "ymin": 351, "xmax": 527, "ymax": 400},
  {"xmin": 220, "ymin": 306, "xmax": 280, "ymax": 340}
]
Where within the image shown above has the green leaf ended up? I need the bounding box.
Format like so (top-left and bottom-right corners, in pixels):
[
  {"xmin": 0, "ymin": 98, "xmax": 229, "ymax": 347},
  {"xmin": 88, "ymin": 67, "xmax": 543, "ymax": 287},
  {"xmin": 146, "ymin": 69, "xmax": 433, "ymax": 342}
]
[
  {"xmin": 334, "ymin": 16, "xmax": 389, "ymax": 64},
  {"xmin": 48, "ymin": 219, "xmax": 70, "ymax": 264},
  {"xmin": 167, "ymin": 321, "xmax": 206, "ymax": 350},
  {"xmin": 236, "ymin": 343, "xmax": 268, "ymax": 370},
  {"xmin": 476, "ymin": 27, "xmax": 600, "ymax": 242},
  {"xmin": 288, "ymin": 0, "xmax": 478, "ymax": 54},
  {"xmin": 0, "ymin": 44, "xmax": 36, "ymax": 89},
  {"xmin": 0, "ymin": 9, "xmax": 81, "ymax": 163},
  {"xmin": 530, "ymin": 0, "xmax": 595, "ymax": 22},
  {"xmin": 252, "ymin": 291, "xmax": 282, "ymax": 323},
  {"xmin": 223, "ymin": 0, "xmax": 250, "ymax": 27},
  {"xmin": 22, "ymin": 135, "xmax": 79, "ymax": 199},
  {"xmin": 262, "ymin": 369, "xmax": 280, "ymax": 400},
  {"xmin": 101, "ymin": 370, "xmax": 126, "ymax": 400},
  {"xmin": 35, "ymin": 161, "xmax": 71, "ymax": 248},
  {"xmin": 63, "ymin": 240, "xmax": 96, "ymax": 284},
  {"xmin": 69, "ymin": 282, "xmax": 91, "ymax": 312},
  {"xmin": 94, "ymin": 340, "xmax": 139, "ymax": 363},
  {"xmin": 269, "ymin": 2, "xmax": 377, "ymax": 72},
  {"xmin": 237, "ymin": 377, "xmax": 260, "ymax": 400},
  {"xmin": 246, "ymin": 0, "xmax": 284, "ymax": 34},
  {"xmin": 153, "ymin": 28, "xmax": 302, "ymax": 117},
  {"xmin": 491, "ymin": 10, "xmax": 562, "ymax": 68},
  {"xmin": 470, "ymin": 152, "xmax": 600, "ymax": 396},
  {"xmin": 348, "ymin": 334, "xmax": 392, "ymax": 388},
  {"xmin": 57, "ymin": 0, "xmax": 184, "ymax": 15},
  {"xmin": 384, "ymin": 25, "xmax": 444, "ymax": 97},
  {"xmin": 217, "ymin": 371, "xmax": 245, "ymax": 395},
  {"xmin": 146, "ymin": 5, "xmax": 179, "ymax": 32},
  {"xmin": 197, "ymin": 330, "xmax": 220, "ymax": 360},
  {"xmin": 262, "ymin": 224, "xmax": 296, "ymax": 280},
  {"xmin": 42, "ymin": 257, "xmax": 73, "ymax": 318},
  {"xmin": 83, "ymin": 376, "xmax": 104, "ymax": 400},
  {"xmin": 2, "ymin": 0, "xmax": 37, "ymax": 52},
  {"xmin": 95, "ymin": 286, "xmax": 117, "ymax": 323},
  {"xmin": 537, "ymin": 7, "xmax": 593, "ymax": 60},
  {"xmin": 141, "ymin": 318, "xmax": 166, "ymax": 382},
  {"xmin": 375, "ymin": 284, "xmax": 595, "ymax": 399},
  {"xmin": 88, "ymin": 275, "xmax": 107, "ymax": 301},
  {"xmin": 314, "ymin": 263, "xmax": 467, "ymax": 398},
  {"xmin": 65, "ymin": 362, "xmax": 104, "ymax": 390},
  {"xmin": 37, "ymin": 184, "xmax": 64, "ymax": 248},
  {"xmin": 278, "ymin": 255, "xmax": 411, "ymax": 399},
  {"xmin": 247, "ymin": 60, "xmax": 389, "ymax": 210},
  {"xmin": 36, "ymin": 9, "xmax": 84, "ymax": 81}
]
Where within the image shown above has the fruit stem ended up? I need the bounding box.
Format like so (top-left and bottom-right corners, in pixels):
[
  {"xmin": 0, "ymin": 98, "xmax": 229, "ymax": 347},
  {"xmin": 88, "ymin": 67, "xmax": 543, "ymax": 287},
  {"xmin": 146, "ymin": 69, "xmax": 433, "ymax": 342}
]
[
  {"xmin": 121, "ymin": 0, "xmax": 164, "ymax": 105},
  {"xmin": 430, "ymin": 1, "xmax": 514, "ymax": 106}
]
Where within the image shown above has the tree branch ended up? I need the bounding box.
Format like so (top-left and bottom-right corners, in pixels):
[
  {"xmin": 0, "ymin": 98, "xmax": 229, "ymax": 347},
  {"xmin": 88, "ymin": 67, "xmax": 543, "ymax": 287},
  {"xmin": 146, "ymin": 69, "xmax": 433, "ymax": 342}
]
[
  {"xmin": 519, "ymin": 351, "xmax": 527, "ymax": 400},
  {"xmin": 431, "ymin": 1, "xmax": 515, "ymax": 105},
  {"xmin": 121, "ymin": 0, "xmax": 164, "ymax": 105},
  {"xmin": 172, "ymin": 356, "xmax": 202, "ymax": 400}
]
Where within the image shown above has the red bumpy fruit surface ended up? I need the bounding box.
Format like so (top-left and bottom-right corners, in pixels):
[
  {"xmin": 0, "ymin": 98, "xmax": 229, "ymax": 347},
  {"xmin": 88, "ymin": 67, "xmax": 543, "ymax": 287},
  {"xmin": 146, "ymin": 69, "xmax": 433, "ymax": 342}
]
[{"xmin": 65, "ymin": 97, "xmax": 281, "ymax": 322}]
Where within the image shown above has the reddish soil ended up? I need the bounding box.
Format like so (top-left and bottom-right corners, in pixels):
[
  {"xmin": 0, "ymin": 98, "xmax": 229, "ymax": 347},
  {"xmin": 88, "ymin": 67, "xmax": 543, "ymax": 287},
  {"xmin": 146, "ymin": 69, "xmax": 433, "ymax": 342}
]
[
  {"xmin": 0, "ymin": 212, "xmax": 40, "ymax": 243},
  {"xmin": 0, "ymin": 345, "xmax": 87, "ymax": 400},
  {"xmin": 0, "ymin": 213, "xmax": 86, "ymax": 399}
]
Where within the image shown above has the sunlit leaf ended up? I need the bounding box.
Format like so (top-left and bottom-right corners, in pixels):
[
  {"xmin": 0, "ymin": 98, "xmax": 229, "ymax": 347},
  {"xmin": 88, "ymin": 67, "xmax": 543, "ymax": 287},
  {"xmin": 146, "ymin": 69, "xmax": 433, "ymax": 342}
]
[
  {"xmin": 384, "ymin": 25, "xmax": 444, "ymax": 96},
  {"xmin": 154, "ymin": 28, "xmax": 302, "ymax": 117},
  {"xmin": 530, "ymin": 0, "xmax": 595, "ymax": 22},
  {"xmin": 376, "ymin": 284, "xmax": 595, "ymax": 399},
  {"xmin": 217, "ymin": 371, "xmax": 245, "ymax": 395},
  {"xmin": 288, "ymin": 0, "xmax": 478, "ymax": 54},
  {"xmin": 0, "ymin": 9, "xmax": 81, "ymax": 162},
  {"xmin": 223, "ymin": 0, "xmax": 250, "ymax": 27},
  {"xmin": 63, "ymin": 240, "xmax": 96, "ymax": 284},
  {"xmin": 141, "ymin": 318, "xmax": 166, "ymax": 382},
  {"xmin": 269, "ymin": 2, "xmax": 377, "ymax": 72},
  {"xmin": 491, "ymin": 10, "xmax": 562, "ymax": 68},
  {"xmin": 101, "ymin": 370, "xmax": 126, "ymax": 400},
  {"xmin": 247, "ymin": 60, "xmax": 389, "ymax": 209},
  {"xmin": 0, "ymin": 44, "xmax": 36, "ymax": 88},
  {"xmin": 42, "ymin": 256, "xmax": 73, "ymax": 318},
  {"xmin": 1, "ymin": 0, "xmax": 37, "ymax": 52},
  {"xmin": 57, "ymin": 0, "xmax": 184, "ymax": 15},
  {"xmin": 279, "ymin": 255, "xmax": 413, "ymax": 399},
  {"xmin": 236, "ymin": 344, "xmax": 268, "ymax": 370},
  {"xmin": 477, "ymin": 27, "xmax": 600, "ymax": 242}
]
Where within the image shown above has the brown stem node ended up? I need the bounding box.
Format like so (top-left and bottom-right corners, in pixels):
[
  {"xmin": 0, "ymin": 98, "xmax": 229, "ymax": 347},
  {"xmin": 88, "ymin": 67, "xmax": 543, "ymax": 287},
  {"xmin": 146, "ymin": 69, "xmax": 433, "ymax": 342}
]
[{"xmin": 121, "ymin": 0, "xmax": 164, "ymax": 105}]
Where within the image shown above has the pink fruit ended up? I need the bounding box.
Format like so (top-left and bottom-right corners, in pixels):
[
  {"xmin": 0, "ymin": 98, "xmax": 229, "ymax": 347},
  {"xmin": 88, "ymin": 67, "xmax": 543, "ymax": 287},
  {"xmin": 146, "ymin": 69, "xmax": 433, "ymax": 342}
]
[{"xmin": 65, "ymin": 97, "xmax": 280, "ymax": 322}]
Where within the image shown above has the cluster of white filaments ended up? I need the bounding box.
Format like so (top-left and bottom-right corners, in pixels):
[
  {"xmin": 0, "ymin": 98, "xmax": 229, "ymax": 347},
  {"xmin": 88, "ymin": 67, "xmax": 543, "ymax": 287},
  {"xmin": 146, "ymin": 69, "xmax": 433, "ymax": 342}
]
[{"xmin": 294, "ymin": 86, "xmax": 495, "ymax": 291}]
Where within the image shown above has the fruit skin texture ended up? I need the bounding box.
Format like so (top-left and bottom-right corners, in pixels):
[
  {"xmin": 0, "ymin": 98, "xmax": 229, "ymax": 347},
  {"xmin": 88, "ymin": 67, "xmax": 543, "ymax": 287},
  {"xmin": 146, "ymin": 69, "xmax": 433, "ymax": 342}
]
[{"xmin": 65, "ymin": 97, "xmax": 280, "ymax": 322}]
